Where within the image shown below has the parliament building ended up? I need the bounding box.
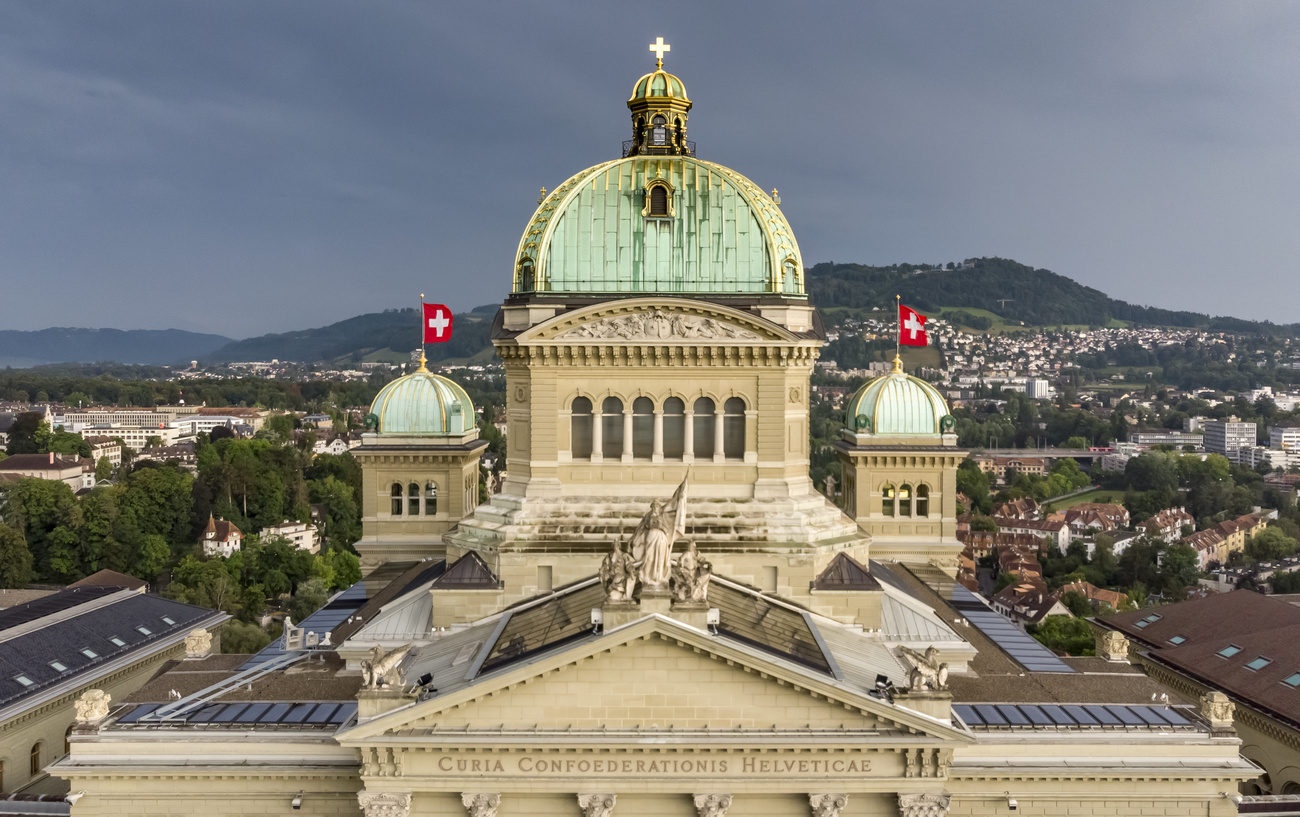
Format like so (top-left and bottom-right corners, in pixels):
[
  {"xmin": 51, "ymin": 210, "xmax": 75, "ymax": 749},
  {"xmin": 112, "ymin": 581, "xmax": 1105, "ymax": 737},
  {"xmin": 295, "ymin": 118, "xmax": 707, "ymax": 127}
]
[{"xmin": 55, "ymin": 45, "xmax": 1258, "ymax": 817}]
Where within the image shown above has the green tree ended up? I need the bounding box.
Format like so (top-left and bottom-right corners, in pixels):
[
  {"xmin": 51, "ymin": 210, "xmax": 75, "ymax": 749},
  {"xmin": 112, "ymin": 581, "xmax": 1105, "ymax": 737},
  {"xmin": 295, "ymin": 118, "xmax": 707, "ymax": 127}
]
[
  {"xmin": 1029, "ymin": 616, "xmax": 1095, "ymax": 656},
  {"xmin": 288, "ymin": 577, "xmax": 329, "ymax": 623},
  {"xmin": 220, "ymin": 620, "xmax": 274, "ymax": 654},
  {"xmin": 5, "ymin": 413, "xmax": 45, "ymax": 455},
  {"xmin": 1059, "ymin": 590, "xmax": 1091, "ymax": 617},
  {"xmin": 316, "ymin": 546, "xmax": 361, "ymax": 590},
  {"xmin": 1246, "ymin": 527, "xmax": 1300, "ymax": 562},
  {"xmin": 94, "ymin": 457, "xmax": 113, "ymax": 482},
  {"xmin": 306, "ymin": 475, "xmax": 361, "ymax": 549},
  {"xmin": 133, "ymin": 534, "xmax": 170, "ymax": 581},
  {"xmin": 1063, "ymin": 436, "xmax": 1089, "ymax": 450},
  {"xmin": 1160, "ymin": 544, "xmax": 1201, "ymax": 594},
  {"xmin": 1, "ymin": 478, "xmax": 82, "ymax": 578},
  {"xmin": 0, "ymin": 524, "xmax": 35, "ymax": 588}
]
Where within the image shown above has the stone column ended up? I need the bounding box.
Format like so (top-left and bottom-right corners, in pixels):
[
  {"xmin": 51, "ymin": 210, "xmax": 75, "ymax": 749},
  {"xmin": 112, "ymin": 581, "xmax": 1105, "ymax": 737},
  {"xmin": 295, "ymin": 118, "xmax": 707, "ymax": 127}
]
[
  {"xmin": 712, "ymin": 405, "xmax": 725, "ymax": 463},
  {"xmin": 357, "ymin": 791, "xmax": 412, "ymax": 817},
  {"xmin": 623, "ymin": 407, "xmax": 634, "ymax": 462},
  {"xmin": 683, "ymin": 407, "xmax": 695, "ymax": 463},
  {"xmin": 652, "ymin": 409, "xmax": 664, "ymax": 462},
  {"xmin": 808, "ymin": 794, "xmax": 849, "ymax": 817},
  {"xmin": 592, "ymin": 405, "xmax": 603, "ymax": 462},
  {"xmin": 897, "ymin": 793, "xmax": 950, "ymax": 817},
  {"xmin": 577, "ymin": 793, "xmax": 618, "ymax": 817},
  {"xmin": 462, "ymin": 793, "xmax": 501, "ymax": 817},
  {"xmin": 693, "ymin": 794, "xmax": 733, "ymax": 817}
]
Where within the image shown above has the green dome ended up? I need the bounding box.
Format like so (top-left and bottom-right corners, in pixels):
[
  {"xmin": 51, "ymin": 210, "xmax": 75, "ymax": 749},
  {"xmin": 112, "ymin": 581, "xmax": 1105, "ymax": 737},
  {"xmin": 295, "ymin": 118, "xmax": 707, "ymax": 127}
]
[
  {"xmin": 845, "ymin": 363, "xmax": 953, "ymax": 436},
  {"xmin": 515, "ymin": 157, "xmax": 804, "ymax": 296},
  {"xmin": 368, "ymin": 371, "xmax": 475, "ymax": 436},
  {"xmin": 629, "ymin": 69, "xmax": 689, "ymax": 102}
]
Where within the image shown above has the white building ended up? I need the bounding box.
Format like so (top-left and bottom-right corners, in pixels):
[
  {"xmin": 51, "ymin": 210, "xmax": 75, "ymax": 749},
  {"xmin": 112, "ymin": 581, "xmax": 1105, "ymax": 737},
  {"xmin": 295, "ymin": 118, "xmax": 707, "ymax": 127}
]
[
  {"xmin": 1203, "ymin": 418, "xmax": 1257, "ymax": 457},
  {"xmin": 1271, "ymin": 425, "xmax": 1300, "ymax": 452},
  {"xmin": 261, "ymin": 520, "xmax": 319, "ymax": 554},
  {"xmin": 199, "ymin": 515, "xmax": 243, "ymax": 558},
  {"xmin": 1025, "ymin": 379, "xmax": 1053, "ymax": 399},
  {"xmin": 78, "ymin": 424, "xmax": 184, "ymax": 451}
]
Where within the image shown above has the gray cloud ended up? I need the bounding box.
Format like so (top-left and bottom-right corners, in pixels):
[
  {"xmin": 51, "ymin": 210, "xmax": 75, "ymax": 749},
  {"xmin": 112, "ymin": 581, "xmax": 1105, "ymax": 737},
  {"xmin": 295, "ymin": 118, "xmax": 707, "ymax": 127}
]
[{"xmin": 0, "ymin": 1, "xmax": 1295, "ymax": 337}]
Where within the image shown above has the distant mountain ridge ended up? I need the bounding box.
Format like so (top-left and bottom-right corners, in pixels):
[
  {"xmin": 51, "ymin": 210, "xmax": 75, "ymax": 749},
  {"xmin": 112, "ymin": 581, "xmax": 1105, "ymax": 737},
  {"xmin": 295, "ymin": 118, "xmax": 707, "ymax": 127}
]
[
  {"xmin": 0, "ymin": 328, "xmax": 232, "ymax": 368},
  {"xmin": 806, "ymin": 258, "xmax": 1300, "ymax": 335}
]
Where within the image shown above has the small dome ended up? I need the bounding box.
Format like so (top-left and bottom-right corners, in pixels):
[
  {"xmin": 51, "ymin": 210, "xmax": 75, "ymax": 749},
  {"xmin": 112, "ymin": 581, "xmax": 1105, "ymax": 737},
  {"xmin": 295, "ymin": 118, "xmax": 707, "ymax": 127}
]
[
  {"xmin": 845, "ymin": 361, "xmax": 952, "ymax": 436},
  {"xmin": 368, "ymin": 372, "xmax": 475, "ymax": 436},
  {"xmin": 629, "ymin": 69, "xmax": 689, "ymax": 103}
]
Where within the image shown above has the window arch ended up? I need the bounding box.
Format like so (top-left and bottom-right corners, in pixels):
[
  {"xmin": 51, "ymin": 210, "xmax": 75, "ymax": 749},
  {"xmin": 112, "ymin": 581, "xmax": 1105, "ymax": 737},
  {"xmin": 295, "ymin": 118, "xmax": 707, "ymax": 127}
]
[
  {"xmin": 898, "ymin": 484, "xmax": 913, "ymax": 518},
  {"xmin": 723, "ymin": 397, "xmax": 746, "ymax": 459},
  {"xmin": 30, "ymin": 742, "xmax": 41, "ymax": 777},
  {"xmin": 651, "ymin": 114, "xmax": 668, "ymax": 146},
  {"xmin": 571, "ymin": 397, "xmax": 593, "ymax": 459},
  {"xmin": 662, "ymin": 397, "xmax": 686, "ymax": 459},
  {"xmin": 916, "ymin": 484, "xmax": 930, "ymax": 518},
  {"xmin": 649, "ymin": 184, "xmax": 669, "ymax": 216},
  {"xmin": 408, "ymin": 483, "xmax": 420, "ymax": 516},
  {"xmin": 425, "ymin": 482, "xmax": 438, "ymax": 516},
  {"xmin": 390, "ymin": 483, "xmax": 403, "ymax": 516},
  {"xmin": 632, "ymin": 397, "xmax": 654, "ymax": 459},
  {"xmin": 517, "ymin": 259, "xmax": 535, "ymax": 292},
  {"xmin": 693, "ymin": 398, "xmax": 716, "ymax": 459},
  {"xmin": 882, "ymin": 484, "xmax": 896, "ymax": 517},
  {"xmin": 601, "ymin": 397, "xmax": 624, "ymax": 460}
]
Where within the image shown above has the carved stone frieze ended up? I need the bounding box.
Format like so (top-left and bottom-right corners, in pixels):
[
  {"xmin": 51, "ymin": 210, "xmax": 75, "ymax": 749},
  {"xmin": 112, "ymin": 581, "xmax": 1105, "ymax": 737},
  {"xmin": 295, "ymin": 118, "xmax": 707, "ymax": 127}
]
[
  {"xmin": 557, "ymin": 310, "xmax": 759, "ymax": 341},
  {"xmin": 74, "ymin": 689, "xmax": 111, "ymax": 723},
  {"xmin": 897, "ymin": 793, "xmax": 951, "ymax": 817},
  {"xmin": 808, "ymin": 793, "xmax": 849, "ymax": 817},
  {"xmin": 462, "ymin": 792, "xmax": 502, "ymax": 817},
  {"xmin": 357, "ymin": 791, "xmax": 412, "ymax": 817},
  {"xmin": 577, "ymin": 793, "xmax": 618, "ymax": 817},
  {"xmin": 184, "ymin": 628, "xmax": 212, "ymax": 659},
  {"xmin": 693, "ymin": 794, "xmax": 733, "ymax": 817}
]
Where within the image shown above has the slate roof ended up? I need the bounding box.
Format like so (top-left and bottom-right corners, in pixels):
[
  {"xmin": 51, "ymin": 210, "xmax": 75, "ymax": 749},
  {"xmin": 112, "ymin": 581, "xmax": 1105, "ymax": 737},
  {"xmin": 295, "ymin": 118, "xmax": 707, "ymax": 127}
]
[
  {"xmin": 0, "ymin": 589, "xmax": 224, "ymax": 712},
  {"xmin": 809, "ymin": 552, "xmax": 881, "ymax": 591},
  {"xmin": 1101, "ymin": 590, "xmax": 1300, "ymax": 729},
  {"xmin": 68, "ymin": 569, "xmax": 147, "ymax": 592}
]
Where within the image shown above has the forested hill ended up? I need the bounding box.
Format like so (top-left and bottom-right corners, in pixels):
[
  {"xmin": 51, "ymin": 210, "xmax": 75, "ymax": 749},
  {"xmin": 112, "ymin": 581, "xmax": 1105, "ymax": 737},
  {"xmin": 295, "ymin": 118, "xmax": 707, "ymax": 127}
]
[
  {"xmin": 807, "ymin": 258, "xmax": 1300, "ymax": 335},
  {"xmin": 0, "ymin": 328, "xmax": 232, "ymax": 368},
  {"xmin": 204, "ymin": 305, "xmax": 497, "ymax": 365}
]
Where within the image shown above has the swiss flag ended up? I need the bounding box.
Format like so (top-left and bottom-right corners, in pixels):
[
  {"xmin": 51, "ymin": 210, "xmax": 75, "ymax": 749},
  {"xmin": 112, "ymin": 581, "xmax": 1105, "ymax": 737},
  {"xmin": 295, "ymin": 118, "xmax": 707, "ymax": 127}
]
[
  {"xmin": 899, "ymin": 304, "xmax": 929, "ymax": 347},
  {"xmin": 423, "ymin": 303, "xmax": 453, "ymax": 344}
]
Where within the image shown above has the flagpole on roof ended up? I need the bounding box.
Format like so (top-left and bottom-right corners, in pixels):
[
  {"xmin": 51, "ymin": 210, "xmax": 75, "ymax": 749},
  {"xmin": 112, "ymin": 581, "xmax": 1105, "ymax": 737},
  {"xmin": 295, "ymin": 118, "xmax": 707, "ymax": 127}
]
[
  {"xmin": 418, "ymin": 293, "xmax": 429, "ymax": 373},
  {"xmin": 895, "ymin": 294, "xmax": 902, "ymax": 372}
]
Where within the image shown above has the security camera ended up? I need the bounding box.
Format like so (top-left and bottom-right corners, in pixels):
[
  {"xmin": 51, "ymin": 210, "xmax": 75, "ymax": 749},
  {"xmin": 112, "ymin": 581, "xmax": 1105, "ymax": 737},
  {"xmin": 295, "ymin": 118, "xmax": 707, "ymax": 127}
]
[
  {"xmin": 292, "ymin": 793, "xmax": 303, "ymax": 810},
  {"xmin": 1007, "ymin": 798, "xmax": 1018, "ymax": 811}
]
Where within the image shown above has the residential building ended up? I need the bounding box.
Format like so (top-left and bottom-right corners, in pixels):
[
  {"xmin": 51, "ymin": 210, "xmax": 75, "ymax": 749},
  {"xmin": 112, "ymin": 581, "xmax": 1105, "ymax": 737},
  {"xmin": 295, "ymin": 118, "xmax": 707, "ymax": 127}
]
[
  {"xmin": 1270, "ymin": 425, "xmax": 1300, "ymax": 452},
  {"xmin": 1062, "ymin": 503, "xmax": 1130, "ymax": 535},
  {"xmin": 78, "ymin": 424, "xmax": 183, "ymax": 451},
  {"xmin": 199, "ymin": 515, "xmax": 243, "ymax": 558},
  {"xmin": 991, "ymin": 577, "xmax": 1071, "ymax": 627},
  {"xmin": 0, "ymin": 454, "xmax": 95, "ymax": 491},
  {"xmin": 1145, "ymin": 506, "xmax": 1195, "ymax": 543},
  {"xmin": 1180, "ymin": 513, "xmax": 1268, "ymax": 568},
  {"xmin": 261, "ymin": 520, "xmax": 319, "ymax": 554},
  {"xmin": 60, "ymin": 409, "xmax": 173, "ymax": 429},
  {"xmin": 1129, "ymin": 429, "xmax": 1204, "ymax": 449},
  {"xmin": 84, "ymin": 437, "xmax": 121, "ymax": 467},
  {"xmin": 991, "ymin": 496, "xmax": 1039, "ymax": 520},
  {"xmin": 992, "ymin": 516, "xmax": 1070, "ymax": 552},
  {"xmin": 1025, "ymin": 378, "xmax": 1052, "ymax": 399},
  {"xmin": 1203, "ymin": 418, "xmax": 1258, "ymax": 457},
  {"xmin": 1057, "ymin": 580, "xmax": 1128, "ymax": 611},
  {"xmin": 0, "ymin": 578, "xmax": 224, "ymax": 796}
]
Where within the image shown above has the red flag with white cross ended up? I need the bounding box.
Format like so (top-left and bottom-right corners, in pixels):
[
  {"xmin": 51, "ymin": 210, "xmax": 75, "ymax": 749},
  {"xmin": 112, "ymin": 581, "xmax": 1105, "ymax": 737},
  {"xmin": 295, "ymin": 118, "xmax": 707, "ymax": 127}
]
[
  {"xmin": 423, "ymin": 303, "xmax": 453, "ymax": 344},
  {"xmin": 898, "ymin": 303, "xmax": 929, "ymax": 347}
]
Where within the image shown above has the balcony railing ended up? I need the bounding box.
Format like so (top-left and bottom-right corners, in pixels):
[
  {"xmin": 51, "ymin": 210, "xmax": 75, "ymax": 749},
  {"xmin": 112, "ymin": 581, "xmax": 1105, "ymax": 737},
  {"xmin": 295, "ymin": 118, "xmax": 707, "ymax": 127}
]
[{"xmin": 622, "ymin": 140, "xmax": 697, "ymax": 158}]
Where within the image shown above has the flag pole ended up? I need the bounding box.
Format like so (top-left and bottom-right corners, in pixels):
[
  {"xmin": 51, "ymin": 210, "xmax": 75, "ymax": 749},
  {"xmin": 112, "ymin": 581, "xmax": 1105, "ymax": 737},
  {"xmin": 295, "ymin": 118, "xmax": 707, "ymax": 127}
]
[
  {"xmin": 418, "ymin": 293, "xmax": 428, "ymax": 372},
  {"xmin": 894, "ymin": 294, "xmax": 902, "ymax": 373}
]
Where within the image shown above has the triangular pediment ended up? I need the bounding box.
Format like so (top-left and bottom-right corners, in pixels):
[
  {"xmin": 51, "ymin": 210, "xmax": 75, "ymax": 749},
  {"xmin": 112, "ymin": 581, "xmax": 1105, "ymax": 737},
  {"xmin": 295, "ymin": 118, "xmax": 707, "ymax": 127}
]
[
  {"xmin": 520, "ymin": 298, "xmax": 795, "ymax": 344},
  {"xmin": 340, "ymin": 615, "xmax": 966, "ymax": 744}
]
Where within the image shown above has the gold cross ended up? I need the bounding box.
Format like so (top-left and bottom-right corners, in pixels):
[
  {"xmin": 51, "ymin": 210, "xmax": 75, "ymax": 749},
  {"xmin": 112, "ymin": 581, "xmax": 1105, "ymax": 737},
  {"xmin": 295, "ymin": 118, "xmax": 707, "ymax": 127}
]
[{"xmin": 649, "ymin": 37, "xmax": 670, "ymax": 68}]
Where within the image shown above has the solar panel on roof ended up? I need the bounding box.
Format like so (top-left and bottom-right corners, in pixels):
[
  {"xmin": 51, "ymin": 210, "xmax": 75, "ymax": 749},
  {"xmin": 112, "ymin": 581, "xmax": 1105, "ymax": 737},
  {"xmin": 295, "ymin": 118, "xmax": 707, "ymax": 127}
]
[
  {"xmin": 953, "ymin": 705, "xmax": 980, "ymax": 725},
  {"xmin": 237, "ymin": 702, "xmax": 271, "ymax": 723},
  {"xmin": 188, "ymin": 704, "xmax": 226, "ymax": 723},
  {"xmin": 1088, "ymin": 706, "xmax": 1122, "ymax": 726},
  {"xmin": 212, "ymin": 703, "xmax": 249, "ymax": 723},
  {"xmin": 282, "ymin": 703, "xmax": 314, "ymax": 724},
  {"xmin": 258, "ymin": 703, "xmax": 292, "ymax": 723},
  {"xmin": 307, "ymin": 703, "xmax": 339, "ymax": 724},
  {"xmin": 1041, "ymin": 705, "xmax": 1075, "ymax": 726},
  {"xmin": 117, "ymin": 704, "xmax": 159, "ymax": 723},
  {"xmin": 478, "ymin": 583, "xmax": 606, "ymax": 675},
  {"xmin": 1063, "ymin": 705, "xmax": 1099, "ymax": 725},
  {"xmin": 973, "ymin": 705, "xmax": 1006, "ymax": 725},
  {"xmin": 332, "ymin": 702, "xmax": 358, "ymax": 723},
  {"xmin": 1155, "ymin": 707, "xmax": 1189, "ymax": 726},
  {"xmin": 1132, "ymin": 707, "xmax": 1168, "ymax": 726},
  {"xmin": 1020, "ymin": 704, "xmax": 1053, "ymax": 726},
  {"xmin": 995, "ymin": 704, "xmax": 1031, "ymax": 725},
  {"xmin": 1106, "ymin": 705, "xmax": 1144, "ymax": 726}
]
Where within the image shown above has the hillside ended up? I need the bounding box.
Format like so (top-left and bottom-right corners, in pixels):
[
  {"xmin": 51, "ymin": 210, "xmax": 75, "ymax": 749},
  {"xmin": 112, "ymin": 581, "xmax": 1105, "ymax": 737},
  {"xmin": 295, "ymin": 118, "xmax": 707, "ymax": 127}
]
[
  {"xmin": 807, "ymin": 258, "xmax": 1300, "ymax": 335},
  {"xmin": 0, "ymin": 328, "xmax": 233, "ymax": 368},
  {"xmin": 204, "ymin": 305, "xmax": 498, "ymax": 365}
]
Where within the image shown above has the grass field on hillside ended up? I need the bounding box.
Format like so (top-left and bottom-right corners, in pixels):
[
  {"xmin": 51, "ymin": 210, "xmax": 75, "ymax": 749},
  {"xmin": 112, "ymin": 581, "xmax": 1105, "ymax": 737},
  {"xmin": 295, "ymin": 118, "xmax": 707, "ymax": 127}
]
[{"xmin": 1048, "ymin": 489, "xmax": 1127, "ymax": 511}]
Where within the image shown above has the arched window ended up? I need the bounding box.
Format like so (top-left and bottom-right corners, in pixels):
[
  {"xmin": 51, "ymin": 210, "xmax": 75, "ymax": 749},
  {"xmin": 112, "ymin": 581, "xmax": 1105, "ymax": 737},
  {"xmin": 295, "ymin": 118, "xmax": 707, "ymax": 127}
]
[
  {"xmin": 649, "ymin": 185, "xmax": 669, "ymax": 217},
  {"xmin": 601, "ymin": 397, "xmax": 624, "ymax": 460},
  {"xmin": 898, "ymin": 484, "xmax": 913, "ymax": 518},
  {"xmin": 408, "ymin": 483, "xmax": 420, "ymax": 516},
  {"xmin": 571, "ymin": 397, "xmax": 593, "ymax": 459},
  {"xmin": 390, "ymin": 483, "xmax": 403, "ymax": 516},
  {"xmin": 662, "ymin": 397, "xmax": 685, "ymax": 459},
  {"xmin": 425, "ymin": 482, "xmax": 438, "ymax": 515},
  {"xmin": 723, "ymin": 397, "xmax": 746, "ymax": 459},
  {"xmin": 693, "ymin": 398, "xmax": 716, "ymax": 459},
  {"xmin": 882, "ymin": 484, "xmax": 896, "ymax": 517},
  {"xmin": 518, "ymin": 259, "xmax": 535, "ymax": 292},
  {"xmin": 651, "ymin": 114, "xmax": 668, "ymax": 146},
  {"xmin": 30, "ymin": 742, "xmax": 41, "ymax": 777},
  {"xmin": 915, "ymin": 484, "xmax": 930, "ymax": 518},
  {"xmin": 632, "ymin": 397, "xmax": 654, "ymax": 459}
]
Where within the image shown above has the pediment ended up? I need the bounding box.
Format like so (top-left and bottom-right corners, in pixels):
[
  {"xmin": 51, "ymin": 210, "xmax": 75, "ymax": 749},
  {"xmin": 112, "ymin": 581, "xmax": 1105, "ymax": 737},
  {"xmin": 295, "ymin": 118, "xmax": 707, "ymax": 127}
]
[
  {"xmin": 520, "ymin": 299, "xmax": 795, "ymax": 344},
  {"xmin": 340, "ymin": 615, "xmax": 967, "ymax": 744}
]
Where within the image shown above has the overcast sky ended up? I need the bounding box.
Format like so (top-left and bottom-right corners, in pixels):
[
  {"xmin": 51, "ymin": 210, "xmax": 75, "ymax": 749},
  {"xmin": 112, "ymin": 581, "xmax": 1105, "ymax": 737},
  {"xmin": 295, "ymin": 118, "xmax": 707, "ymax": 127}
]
[{"xmin": 2, "ymin": 2, "xmax": 1297, "ymax": 338}]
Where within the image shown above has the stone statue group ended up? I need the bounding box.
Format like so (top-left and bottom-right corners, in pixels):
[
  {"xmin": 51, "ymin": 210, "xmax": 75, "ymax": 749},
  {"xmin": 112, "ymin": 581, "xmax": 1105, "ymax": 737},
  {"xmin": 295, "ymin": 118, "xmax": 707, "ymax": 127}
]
[{"xmin": 599, "ymin": 477, "xmax": 711, "ymax": 605}]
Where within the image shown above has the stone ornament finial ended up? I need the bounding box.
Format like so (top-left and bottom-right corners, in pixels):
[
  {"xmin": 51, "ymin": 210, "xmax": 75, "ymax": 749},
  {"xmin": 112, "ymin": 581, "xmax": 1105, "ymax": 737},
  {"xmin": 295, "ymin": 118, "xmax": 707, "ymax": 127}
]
[
  {"xmin": 74, "ymin": 689, "xmax": 111, "ymax": 723},
  {"xmin": 897, "ymin": 793, "xmax": 951, "ymax": 817},
  {"xmin": 1199, "ymin": 690, "xmax": 1234, "ymax": 729},
  {"xmin": 358, "ymin": 791, "xmax": 412, "ymax": 817},
  {"xmin": 361, "ymin": 643, "xmax": 414, "ymax": 690},
  {"xmin": 693, "ymin": 794, "xmax": 733, "ymax": 817},
  {"xmin": 670, "ymin": 540, "xmax": 712, "ymax": 604},
  {"xmin": 462, "ymin": 793, "xmax": 501, "ymax": 817},
  {"xmin": 1096, "ymin": 629, "xmax": 1129, "ymax": 662},
  {"xmin": 577, "ymin": 793, "xmax": 617, "ymax": 817},
  {"xmin": 184, "ymin": 628, "xmax": 213, "ymax": 659},
  {"xmin": 897, "ymin": 646, "xmax": 950, "ymax": 691},
  {"xmin": 809, "ymin": 793, "xmax": 849, "ymax": 817}
]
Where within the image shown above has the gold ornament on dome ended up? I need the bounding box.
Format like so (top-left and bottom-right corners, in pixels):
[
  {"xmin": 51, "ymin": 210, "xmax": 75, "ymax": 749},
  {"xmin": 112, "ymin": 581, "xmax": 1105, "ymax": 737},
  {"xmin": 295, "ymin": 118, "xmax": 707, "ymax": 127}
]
[{"xmin": 649, "ymin": 37, "xmax": 670, "ymax": 68}]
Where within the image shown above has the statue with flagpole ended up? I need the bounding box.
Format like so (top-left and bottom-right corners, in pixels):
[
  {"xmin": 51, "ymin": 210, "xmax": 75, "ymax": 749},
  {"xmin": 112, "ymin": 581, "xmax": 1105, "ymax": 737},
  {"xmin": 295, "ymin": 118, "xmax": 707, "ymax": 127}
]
[{"xmin": 629, "ymin": 476, "xmax": 688, "ymax": 592}]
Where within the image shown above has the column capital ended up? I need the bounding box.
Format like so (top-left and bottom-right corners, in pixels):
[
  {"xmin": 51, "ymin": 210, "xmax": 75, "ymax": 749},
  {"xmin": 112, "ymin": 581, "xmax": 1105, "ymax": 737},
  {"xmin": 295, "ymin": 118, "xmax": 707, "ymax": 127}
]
[
  {"xmin": 462, "ymin": 792, "xmax": 502, "ymax": 817},
  {"xmin": 358, "ymin": 791, "xmax": 412, "ymax": 817},
  {"xmin": 577, "ymin": 793, "xmax": 618, "ymax": 817},
  {"xmin": 897, "ymin": 793, "xmax": 951, "ymax": 817},
  {"xmin": 808, "ymin": 793, "xmax": 849, "ymax": 817},
  {"xmin": 693, "ymin": 794, "xmax": 733, "ymax": 817}
]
